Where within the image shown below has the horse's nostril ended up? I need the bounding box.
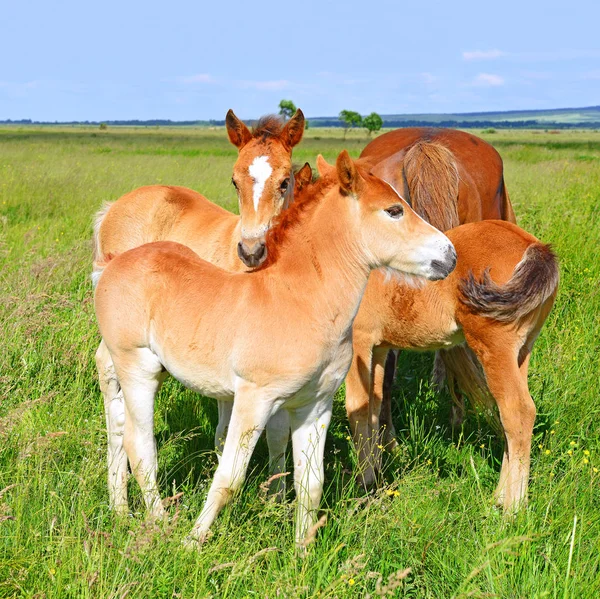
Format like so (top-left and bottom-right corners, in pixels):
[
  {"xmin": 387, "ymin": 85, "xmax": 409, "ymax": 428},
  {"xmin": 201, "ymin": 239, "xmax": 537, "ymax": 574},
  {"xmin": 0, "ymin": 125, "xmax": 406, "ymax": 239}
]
[
  {"xmin": 237, "ymin": 241, "xmax": 248, "ymax": 261},
  {"xmin": 254, "ymin": 243, "xmax": 266, "ymax": 261}
]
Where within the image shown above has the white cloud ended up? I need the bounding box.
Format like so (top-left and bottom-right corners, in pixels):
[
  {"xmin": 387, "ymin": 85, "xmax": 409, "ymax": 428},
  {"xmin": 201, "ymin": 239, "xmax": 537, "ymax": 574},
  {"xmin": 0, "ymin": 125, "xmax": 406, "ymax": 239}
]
[
  {"xmin": 176, "ymin": 74, "xmax": 214, "ymax": 84},
  {"xmin": 472, "ymin": 73, "xmax": 505, "ymax": 87},
  {"xmin": 463, "ymin": 49, "xmax": 506, "ymax": 61}
]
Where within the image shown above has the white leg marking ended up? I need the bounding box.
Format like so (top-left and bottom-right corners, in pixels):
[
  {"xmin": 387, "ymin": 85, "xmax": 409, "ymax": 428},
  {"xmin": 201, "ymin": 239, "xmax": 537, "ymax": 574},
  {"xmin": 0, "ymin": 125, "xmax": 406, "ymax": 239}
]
[
  {"xmin": 118, "ymin": 348, "xmax": 166, "ymax": 520},
  {"xmin": 96, "ymin": 340, "xmax": 128, "ymax": 513},
  {"xmin": 248, "ymin": 155, "xmax": 272, "ymax": 212},
  {"xmin": 289, "ymin": 398, "xmax": 333, "ymax": 547}
]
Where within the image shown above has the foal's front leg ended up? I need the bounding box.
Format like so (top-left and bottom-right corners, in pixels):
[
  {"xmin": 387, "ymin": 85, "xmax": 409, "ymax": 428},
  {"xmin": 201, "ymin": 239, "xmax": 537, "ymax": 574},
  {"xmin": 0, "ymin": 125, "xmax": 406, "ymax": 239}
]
[
  {"xmin": 289, "ymin": 397, "xmax": 333, "ymax": 547},
  {"xmin": 216, "ymin": 400, "xmax": 289, "ymax": 497},
  {"xmin": 185, "ymin": 385, "xmax": 276, "ymax": 547},
  {"xmin": 265, "ymin": 408, "xmax": 290, "ymax": 498}
]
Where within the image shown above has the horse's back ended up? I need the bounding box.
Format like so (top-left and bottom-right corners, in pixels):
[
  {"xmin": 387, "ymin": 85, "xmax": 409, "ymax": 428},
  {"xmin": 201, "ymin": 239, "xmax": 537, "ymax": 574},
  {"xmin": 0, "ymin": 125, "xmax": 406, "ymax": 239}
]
[{"xmin": 96, "ymin": 185, "xmax": 233, "ymax": 259}]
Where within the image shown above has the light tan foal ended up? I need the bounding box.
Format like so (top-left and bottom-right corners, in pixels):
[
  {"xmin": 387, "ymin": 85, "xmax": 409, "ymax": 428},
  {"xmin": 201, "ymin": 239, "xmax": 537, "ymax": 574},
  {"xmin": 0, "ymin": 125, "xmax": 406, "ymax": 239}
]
[
  {"xmin": 93, "ymin": 111, "xmax": 306, "ymax": 512},
  {"xmin": 94, "ymin": 151, "xmax": 457, "ymax": 547},
  {"xmin": 345, "ymin": 220, "xmax": 559, "ymax": 511}
]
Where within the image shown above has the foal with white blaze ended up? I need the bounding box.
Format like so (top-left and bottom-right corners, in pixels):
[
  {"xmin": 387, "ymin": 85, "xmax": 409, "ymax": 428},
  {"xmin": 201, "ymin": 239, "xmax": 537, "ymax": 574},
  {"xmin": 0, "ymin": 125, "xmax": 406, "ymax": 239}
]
[
  {"xmin": 94, "ymin": 151, "xmax": 456, "ymax": 546},
  {"xmin": 93, "ymin": 111, "xmax": 305, "ymax": 512}
]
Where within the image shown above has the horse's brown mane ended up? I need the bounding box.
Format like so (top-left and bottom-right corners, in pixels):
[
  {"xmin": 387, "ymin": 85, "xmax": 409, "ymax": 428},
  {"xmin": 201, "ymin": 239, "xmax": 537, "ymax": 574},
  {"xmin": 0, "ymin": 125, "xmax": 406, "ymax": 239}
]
[
  {"xmin": 256, "ymin": 174, "xmax": 334, "ymax": 270},
  {"xmin": 252, "ymin": 115, "xmax": 285, "ymax": 141}
]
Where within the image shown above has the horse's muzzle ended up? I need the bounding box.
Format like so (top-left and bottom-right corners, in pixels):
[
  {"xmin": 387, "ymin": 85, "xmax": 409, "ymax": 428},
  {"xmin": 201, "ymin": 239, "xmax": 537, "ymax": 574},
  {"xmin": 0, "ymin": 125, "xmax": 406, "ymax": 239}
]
[{"xmin": 237, "ymin": 240, "xmax": 267, "ymax": 268}]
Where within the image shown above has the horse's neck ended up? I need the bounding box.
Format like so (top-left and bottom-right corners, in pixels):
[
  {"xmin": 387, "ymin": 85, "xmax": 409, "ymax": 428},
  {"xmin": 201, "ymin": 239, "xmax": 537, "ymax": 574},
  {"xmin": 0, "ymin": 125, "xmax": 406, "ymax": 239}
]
[
  {"xmin": 265, "ymin": 192, "xmax": 371, "ymax": 327},
  {"xmin": 181, "ymin": 209, "xmax": 242, "ymax": 272}
]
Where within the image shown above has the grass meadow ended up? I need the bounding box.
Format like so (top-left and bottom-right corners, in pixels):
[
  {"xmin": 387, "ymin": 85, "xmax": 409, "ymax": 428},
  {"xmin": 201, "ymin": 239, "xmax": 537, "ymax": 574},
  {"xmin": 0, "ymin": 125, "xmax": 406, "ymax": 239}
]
[{"xmin": 0, "ymin": 125, "xmax": 599, "ymax": 598}]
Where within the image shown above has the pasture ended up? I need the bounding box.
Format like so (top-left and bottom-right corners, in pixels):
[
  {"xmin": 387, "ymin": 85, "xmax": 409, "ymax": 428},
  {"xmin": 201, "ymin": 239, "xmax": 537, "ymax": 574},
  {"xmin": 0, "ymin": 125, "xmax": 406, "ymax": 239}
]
[{"xmin": 0, "ymin": 126, "xmax": 599, "ymax": 598}]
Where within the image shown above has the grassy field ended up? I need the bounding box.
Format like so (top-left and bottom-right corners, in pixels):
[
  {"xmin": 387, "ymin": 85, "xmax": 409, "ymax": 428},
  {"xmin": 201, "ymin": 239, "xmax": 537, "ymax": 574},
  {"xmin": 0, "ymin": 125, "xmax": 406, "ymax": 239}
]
[{"xmin": 0, "ymin": 125, "xmax": 599, "ymax": 598}]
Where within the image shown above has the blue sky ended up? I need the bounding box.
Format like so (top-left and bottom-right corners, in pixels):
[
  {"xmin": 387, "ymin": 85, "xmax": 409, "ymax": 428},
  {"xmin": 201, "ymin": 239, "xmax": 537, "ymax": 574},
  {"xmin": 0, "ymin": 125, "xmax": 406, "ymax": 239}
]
[{"xmin": 1, "ymin": 0, "xmax": 599, "ymax": 121}]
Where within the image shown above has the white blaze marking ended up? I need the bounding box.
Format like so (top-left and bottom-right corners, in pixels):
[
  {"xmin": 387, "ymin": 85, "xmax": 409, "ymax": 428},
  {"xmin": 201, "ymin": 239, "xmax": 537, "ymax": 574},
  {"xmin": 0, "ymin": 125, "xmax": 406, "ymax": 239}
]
[{"xmin": 248, "ymin": 155, "xmax": 272, "ymax": 212}]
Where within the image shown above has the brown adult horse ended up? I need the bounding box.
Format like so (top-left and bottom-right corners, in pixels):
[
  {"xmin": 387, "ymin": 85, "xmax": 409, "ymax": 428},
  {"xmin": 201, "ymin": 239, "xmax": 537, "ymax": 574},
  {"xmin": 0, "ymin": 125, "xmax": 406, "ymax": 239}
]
[
  {"xmin": 93, "ymin": 111, "xmax": 306, "ymax": 512},
  {"xmin": 357, "ymin": 127, "xmax": 518, "ymax": 444},
  {"xmin": 359, "ymin": 127, "xmax": 516, "ymax": 230}
]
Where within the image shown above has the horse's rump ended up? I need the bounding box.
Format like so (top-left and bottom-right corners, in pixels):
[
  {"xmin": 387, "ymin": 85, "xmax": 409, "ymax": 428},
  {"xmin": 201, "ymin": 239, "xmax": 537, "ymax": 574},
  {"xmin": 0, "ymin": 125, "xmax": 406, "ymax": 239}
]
[{"xmin": 459, "ymin": 243, "xmax": 559, "ymax": 322}]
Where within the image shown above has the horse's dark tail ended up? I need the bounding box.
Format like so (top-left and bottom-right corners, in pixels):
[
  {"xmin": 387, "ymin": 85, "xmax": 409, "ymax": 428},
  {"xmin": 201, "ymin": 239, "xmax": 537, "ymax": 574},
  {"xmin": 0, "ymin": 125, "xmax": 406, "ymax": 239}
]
[
  {"xmin": 403, "ymin": 141, "xmax": 460, "ymax": 231},
  {"xmin": 459, "ymin": 243, "xmax": 559, "ymax": 322}
]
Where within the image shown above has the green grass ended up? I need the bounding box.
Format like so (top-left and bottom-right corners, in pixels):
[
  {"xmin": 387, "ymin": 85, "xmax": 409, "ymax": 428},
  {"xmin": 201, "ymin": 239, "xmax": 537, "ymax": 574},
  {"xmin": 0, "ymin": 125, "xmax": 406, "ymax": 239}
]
[{"xmin": 1, "ymin": 126, "xmax": 599, "ymax": 598}]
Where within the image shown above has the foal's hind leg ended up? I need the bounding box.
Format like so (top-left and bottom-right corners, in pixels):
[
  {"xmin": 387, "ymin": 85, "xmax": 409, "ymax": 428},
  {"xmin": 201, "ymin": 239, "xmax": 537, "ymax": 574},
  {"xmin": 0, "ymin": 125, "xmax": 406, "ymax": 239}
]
[
  {"xmin": 370, "ymin": 347, "xmax": 394, "ymax": 479},
  {"xmin": 96, "ymin": 340, "xmax": 128, "ymax": 514},
  {"xmin": 113, "ymin": 348, "xmax": 166, "ymax": 520},
  {"xmin": 468, "ymin": 334, "xmax": 536, "ymax": 512}
]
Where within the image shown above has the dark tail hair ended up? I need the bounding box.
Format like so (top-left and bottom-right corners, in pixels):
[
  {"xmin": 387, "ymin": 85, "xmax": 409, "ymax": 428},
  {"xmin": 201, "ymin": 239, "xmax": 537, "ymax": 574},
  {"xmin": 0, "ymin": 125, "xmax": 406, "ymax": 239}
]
[
  {"xmin": 460, "ymin": 243, "xmax": 559, "ymax": 322},
  {"xmin": 402, "ymin": 140, "xmax": 460, "ymax": 231}
]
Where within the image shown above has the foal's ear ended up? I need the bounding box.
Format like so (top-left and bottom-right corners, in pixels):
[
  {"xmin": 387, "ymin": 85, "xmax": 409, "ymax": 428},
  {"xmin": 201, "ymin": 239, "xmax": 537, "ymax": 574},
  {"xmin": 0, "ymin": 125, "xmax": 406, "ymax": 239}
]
[
  {"xmin": 281, "ymin": 109, "xmax": 305, "ymax": 149},
  {"xmin": 336, "ymin": 150, "xmax": 362, "ymax": 195},
  {"xmin": 294, "ymin": 162, "xmax": 312, "ymax": 192},
  {"xmin": 316, "ymin": 154, "xmax": 334, "ymax": 177},
  {"xmin": 226, "ymin": 109, "xmax": 253, "ymax": 149}
]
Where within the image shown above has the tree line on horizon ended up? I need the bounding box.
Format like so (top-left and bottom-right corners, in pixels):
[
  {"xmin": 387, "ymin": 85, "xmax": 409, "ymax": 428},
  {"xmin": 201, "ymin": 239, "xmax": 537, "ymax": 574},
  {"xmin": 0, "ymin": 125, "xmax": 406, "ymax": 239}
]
[
  {"xmin": 278, "ymin": 101, "xmax": 383, "ymax": 137},
  {"xmin": 3, "ymin": 101, "xmax": 600, "ymax": 130}
]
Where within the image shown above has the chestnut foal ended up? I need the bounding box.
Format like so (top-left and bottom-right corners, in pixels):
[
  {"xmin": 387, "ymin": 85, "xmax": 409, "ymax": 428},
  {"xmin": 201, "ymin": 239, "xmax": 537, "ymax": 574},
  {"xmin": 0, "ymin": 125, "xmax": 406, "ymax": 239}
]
[
  {"xmin": 346, "ymin": 220, "xmax": 558, "ymax": 510},
  {"xmin": 93, "ymin": 111, "xmax": 305, "ymax": 512},
  {"xmin": 94, "ymin": 151, "xmax": 456, "ymax": 547}
]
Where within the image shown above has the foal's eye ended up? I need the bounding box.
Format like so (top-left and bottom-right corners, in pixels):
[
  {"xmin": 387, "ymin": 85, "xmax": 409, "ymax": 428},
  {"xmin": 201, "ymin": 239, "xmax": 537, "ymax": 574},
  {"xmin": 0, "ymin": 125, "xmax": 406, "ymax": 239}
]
[
  {"xmin": 231, "ymin": 178, "xmax": 238, "ymax": 190},
  {"xmin": 280, "ymin": 178, "xmax": 290, "ymax": 193},
  {"xmin": 385, "ymin": 205, "xmax": 404, "ymax": 219}
]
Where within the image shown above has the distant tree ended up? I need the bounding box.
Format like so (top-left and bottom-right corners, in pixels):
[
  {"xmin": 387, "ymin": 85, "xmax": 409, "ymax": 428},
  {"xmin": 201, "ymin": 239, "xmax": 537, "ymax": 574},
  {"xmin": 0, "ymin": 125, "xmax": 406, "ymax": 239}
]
[
  {"xmin": 363, "ymin": 112, "xmax": 383, "ymax": 137},
  {"xmin": 339, "ymin": 110, "xmax": 362, "ymax": 139},
  {"xmin": 99, "ymin": 122, "xmax": 108, "ymax": 130},
  {"xmin": 278, "ymin": 100, "xmax": 297, "ymax": 121}
]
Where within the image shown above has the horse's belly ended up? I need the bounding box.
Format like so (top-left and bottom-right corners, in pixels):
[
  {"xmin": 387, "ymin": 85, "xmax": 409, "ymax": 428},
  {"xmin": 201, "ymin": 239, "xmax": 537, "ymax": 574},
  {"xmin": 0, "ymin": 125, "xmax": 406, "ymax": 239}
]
[
  {"xmin": 165, "ymin": 358, "xmax": 233, "ymax": 400},
  {"xmin": 385, "ymin": 318, "xmax": 464, "ymax": 352}
]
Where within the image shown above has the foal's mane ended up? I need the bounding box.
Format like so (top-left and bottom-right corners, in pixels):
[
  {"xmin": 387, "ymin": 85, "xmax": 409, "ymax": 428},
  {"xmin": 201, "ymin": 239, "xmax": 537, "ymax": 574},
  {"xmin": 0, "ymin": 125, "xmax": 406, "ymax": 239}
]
[
  {"xmin": 252, "ymin": 115, "xmax": 285, "ymax": 142},
  {"xmin": 256, "ymin": 174, "xmax": 335, "ymax": 270}
]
